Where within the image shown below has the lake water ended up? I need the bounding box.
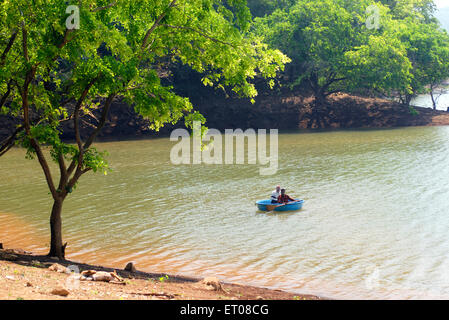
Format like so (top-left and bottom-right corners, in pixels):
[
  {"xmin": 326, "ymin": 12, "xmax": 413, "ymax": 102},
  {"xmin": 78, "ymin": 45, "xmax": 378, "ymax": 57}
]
[
  {"xmin": 2, "ymin": 126, "xmax": 449, "ymax": 299},
  {"xmin": 412, "ymin": 90, "xmax": 449, "ymax": 111}
]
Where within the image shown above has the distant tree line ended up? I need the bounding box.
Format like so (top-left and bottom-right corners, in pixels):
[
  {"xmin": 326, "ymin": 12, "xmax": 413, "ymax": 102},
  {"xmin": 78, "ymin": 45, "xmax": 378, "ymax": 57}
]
[{"xmin": 248, "ymin": 0, "xmax": 449, "ymax": 112}]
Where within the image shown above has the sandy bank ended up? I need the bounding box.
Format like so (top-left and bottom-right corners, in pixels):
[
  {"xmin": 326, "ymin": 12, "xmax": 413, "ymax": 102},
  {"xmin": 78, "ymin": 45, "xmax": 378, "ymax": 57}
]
[{"xmin": 0, "ymin": 246, "xmax": 325, "ymax": 300}]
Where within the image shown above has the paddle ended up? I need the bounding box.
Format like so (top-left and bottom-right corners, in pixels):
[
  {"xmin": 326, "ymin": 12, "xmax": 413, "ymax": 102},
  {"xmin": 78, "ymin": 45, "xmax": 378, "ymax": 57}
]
[{"xmin": 265, "ymin": 200, "xmax": 301, "ymax": 212}]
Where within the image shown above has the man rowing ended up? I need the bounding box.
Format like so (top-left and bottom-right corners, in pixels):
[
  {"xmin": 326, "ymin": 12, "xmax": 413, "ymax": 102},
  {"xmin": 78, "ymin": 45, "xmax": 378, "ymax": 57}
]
[
  {"xmin": 277, "ymin": 189, "xmax": 296, "ymax": 204},
  {"xmin": 271, "ymin": 185, "xmax": 281, "ymax": 203}
]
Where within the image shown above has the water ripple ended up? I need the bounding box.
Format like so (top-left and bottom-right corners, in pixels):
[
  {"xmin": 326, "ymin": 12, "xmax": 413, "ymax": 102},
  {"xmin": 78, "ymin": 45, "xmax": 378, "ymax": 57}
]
[{"xmin": 2, "ymin": 127, "xmax": 449, "ymax": 299}]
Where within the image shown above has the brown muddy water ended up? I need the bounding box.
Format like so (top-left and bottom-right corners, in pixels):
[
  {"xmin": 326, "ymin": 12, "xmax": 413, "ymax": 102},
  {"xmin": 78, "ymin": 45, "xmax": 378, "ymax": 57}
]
[{"xmin": 2, "ymin": 127, "xmax": 449, "ymax": 299}]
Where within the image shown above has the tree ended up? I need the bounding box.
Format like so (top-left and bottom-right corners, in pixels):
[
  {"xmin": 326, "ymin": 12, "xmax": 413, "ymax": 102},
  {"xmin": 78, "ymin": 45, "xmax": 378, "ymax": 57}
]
[
  {"xmin": 379, "ymin": 0, "xmax": 437, "ymax": 22},
  {"xmin": 246, "ymin": 0, "xmax": 295, "ymax": 17},
  {"xmin": 0, "ymin": 0, "xmax": 288, "ymax": 259},
  {"xmin": 396, "ymin": 20, "xmax": 449, "ymax": 108},
  {"xmin": 343, "ymin": 34, "xmax": 412, "ymax": 99},
  {"xmin": 253, "ymin": 0, "xmax": 413, "ymax": 127},
  {"xmin": 376, "ymin": 0, "xmax": 449, "ymax": 108}
]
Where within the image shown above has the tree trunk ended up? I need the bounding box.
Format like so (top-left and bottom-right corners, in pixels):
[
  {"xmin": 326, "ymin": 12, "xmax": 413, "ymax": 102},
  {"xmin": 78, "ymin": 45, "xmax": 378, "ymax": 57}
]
[
  {"xmin": 48, "ymin": 198, "xmax": 66, "ymax": 259},
  {"xmin": 404, "ymin": 94, "xmax": 413, "ymax": 107},
  {"xmin": 430, "ymin": 91, "xmax": 437, "ymax": 110},
  {"xmin": 309, "ymin": 91, "xmax": 327, "ymax": 129}
]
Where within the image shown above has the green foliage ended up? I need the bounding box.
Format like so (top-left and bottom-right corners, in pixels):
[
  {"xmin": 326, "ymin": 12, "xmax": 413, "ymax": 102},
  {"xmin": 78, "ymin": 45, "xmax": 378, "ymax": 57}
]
[
  {"xmin": 379, "ymin": 0, "xmax": 436, "ymax": 21},
  {"xmin": 253, "ymin": 0, "xmax": 449, "ymax": 104},
  {"xmin": 82, "ymin": 148, "xmax": 109, "ymax": 175},
  {"xmin": 0, "ymin": 0, "xmax": 288, "ymax": 188},
  {"xmin": 396, "ymin": 19, "xmax": 449, "ymax": 98},
  {"xmin": 343, "ymin": 34, "xmax": 413, "ymax": 95},
  {"xmin": 246, "ymin": 0, "xmax": 296, "ymax": 17},
  {"xmin": 409, "ymin": 106, "xmax": 419, "ymax": 115}
]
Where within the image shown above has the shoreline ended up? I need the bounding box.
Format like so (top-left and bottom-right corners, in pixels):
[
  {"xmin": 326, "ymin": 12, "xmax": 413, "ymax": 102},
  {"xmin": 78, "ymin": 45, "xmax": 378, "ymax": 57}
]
[
  {"xmin": 3, "ymin": 94, "xmax": 449, "ymax": 144},
  {"xmin": 4, "ymin": 121, "xmax": 449, "ymax": 148},
  {"xmin": 0, "ymin": 212, "xmax": 328, "ymax": 298},
  {"xmin": 0, "ymin": 246, "xmax": 326, "ymax": 300}
]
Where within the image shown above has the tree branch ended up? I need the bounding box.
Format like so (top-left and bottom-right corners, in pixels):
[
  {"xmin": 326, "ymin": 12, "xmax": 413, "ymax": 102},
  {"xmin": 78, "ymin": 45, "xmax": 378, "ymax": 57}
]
[
  {"xmin": 160, "ymin": 24, "xmax": 236, "ymax": 47},
  {"xmin": 66, "ymin": 77, "xmax": 99, "ymax": 177},
  {"xmin": 63, "ymin": 94, "xmax": 115, "ymax": 193},
  {"xmin": 74, "ymin": 80, "xmax": 97, "ymax": 150},
  {"xmin": 22, "ymin": 67, "xmax": 58, "ymax": 199},
  {"xmin": 141, "ymin": 0, "xmax": 178, "ymax": 50},
  {"xmin": 0, "ymin": 30, "xmax": 17, "ymax": 66},
  {"xmin": 322, "ymin": 76, "xmax": 346, "ymax": 95},
  {"xmin": 22, "ymin": 24, "xmax": 29, "ymax": 62},
  {"xmin": 0, "ymin": 79, "xmax": 14, "ymax": 109},
  {"xmin": 91, "ymin": 1, "xmax": 117, "ymax": 12},
  {"xmin": 84, "ymin": 93, "xmax": 115, "ymax": 150},
  {"xmin": 0, "ymin": 141, "xmax": 14, "ymax": 157},
  {"xmin": 66, "ymin": 166, "xmax": 85, "ymax": 191},
  {"xmin": 57, "ymin": 29, "xmax": 74, "ymax": 49},
  {"xmin": 57, "ymin": 153, "xmax": 68, "ymax": 191},
  {"xmin": 0, "ymin": 125, "xmax": 23, "ymax": 157}
]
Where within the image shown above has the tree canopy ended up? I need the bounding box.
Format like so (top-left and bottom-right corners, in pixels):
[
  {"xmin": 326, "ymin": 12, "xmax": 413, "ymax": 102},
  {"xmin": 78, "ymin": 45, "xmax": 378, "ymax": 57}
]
[
  {"xmin": 396, "ymin": 18, "xmax": 449, "ymax": 107},
  {"xmin": 252, "ymin": 0, "xmax": 449, "ymax": 114},
  {"xmin": 0, "ymin": 0, "xmax": 288, "ymax": 258}
]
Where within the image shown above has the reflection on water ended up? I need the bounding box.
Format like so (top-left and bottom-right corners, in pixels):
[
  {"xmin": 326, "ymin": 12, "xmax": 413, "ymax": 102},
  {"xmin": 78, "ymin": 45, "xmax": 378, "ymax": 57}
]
[{"xmin": 2, "ymin": 126, "xmax": 449, "ymax": 299}]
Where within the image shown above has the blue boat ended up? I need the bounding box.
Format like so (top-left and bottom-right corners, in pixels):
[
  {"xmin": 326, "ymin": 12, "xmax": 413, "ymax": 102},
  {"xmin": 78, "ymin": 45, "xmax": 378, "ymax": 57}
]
[{"xmin": 256, "ymin": 199, "xmax": 305, "ymax": 212}]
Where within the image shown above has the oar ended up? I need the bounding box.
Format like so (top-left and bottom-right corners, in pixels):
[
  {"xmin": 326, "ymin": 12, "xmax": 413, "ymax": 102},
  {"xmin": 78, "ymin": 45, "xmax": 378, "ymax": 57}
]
[{"xmin": 265, "ymin": 200, "xmax": 301, "ymax": 212}]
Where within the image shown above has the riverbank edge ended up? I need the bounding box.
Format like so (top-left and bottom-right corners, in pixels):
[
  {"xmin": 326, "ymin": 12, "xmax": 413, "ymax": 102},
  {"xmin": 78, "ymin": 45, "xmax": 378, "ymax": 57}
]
[
  {"xmin": 0, "ymin": 246, "xmax": 327, "ymax": 300},
  {"xmin": 3, "ymin": 94, "xmax": 449, "ymax": 144}
]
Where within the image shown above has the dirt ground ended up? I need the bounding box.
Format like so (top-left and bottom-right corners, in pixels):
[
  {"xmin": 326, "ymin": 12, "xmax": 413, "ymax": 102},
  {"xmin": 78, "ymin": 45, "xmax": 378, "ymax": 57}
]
[{"xmin": 0, "ymin": 247, "xmax": 324, "ymax": 300}]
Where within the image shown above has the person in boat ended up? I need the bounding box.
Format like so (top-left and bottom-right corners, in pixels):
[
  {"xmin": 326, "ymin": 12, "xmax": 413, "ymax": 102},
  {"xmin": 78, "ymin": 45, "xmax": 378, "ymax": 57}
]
[
  {"xmin": 277, "ymin": 189, "xmax": 296, "ymax": 204},
  {"xmin": 271, "ymin": 185, "xmax": 281, "ymax": 203}
]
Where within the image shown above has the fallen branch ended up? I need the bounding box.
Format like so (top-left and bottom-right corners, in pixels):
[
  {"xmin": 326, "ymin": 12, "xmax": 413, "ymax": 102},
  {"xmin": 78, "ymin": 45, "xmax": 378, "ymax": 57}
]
[{"xmin": 129, "ymin": 292, "xmax": 179, "ymax": 299}]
